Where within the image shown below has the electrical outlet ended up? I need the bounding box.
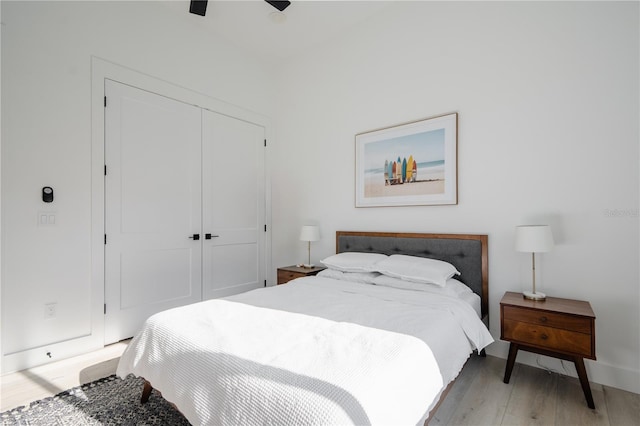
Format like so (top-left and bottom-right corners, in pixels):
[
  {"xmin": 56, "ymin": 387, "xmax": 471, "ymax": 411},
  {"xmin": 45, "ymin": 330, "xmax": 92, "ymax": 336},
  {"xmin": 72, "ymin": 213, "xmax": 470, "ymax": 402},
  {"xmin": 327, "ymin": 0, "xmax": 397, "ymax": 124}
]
[{"xmin": 44, "ymin": 303, "xmax": 57, "ymax": 319}]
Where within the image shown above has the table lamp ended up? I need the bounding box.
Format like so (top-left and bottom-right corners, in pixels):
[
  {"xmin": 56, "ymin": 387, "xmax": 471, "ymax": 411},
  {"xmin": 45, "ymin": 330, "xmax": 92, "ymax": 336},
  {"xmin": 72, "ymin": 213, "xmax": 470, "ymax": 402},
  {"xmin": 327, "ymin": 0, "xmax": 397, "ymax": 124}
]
[
  {"xmin": 299, "ymin": 225, "xmax": 320, "ymax": 268},
  {"xmin": 515, "ymin": 225, "xmax": 554, "ymax": 301}
]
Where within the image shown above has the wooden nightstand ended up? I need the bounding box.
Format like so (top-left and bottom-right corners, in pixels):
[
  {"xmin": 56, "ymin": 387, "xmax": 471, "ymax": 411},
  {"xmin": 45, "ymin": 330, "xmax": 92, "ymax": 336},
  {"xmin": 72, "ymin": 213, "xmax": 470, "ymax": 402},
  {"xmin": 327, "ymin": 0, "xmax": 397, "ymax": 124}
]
[
  {"xmin": 277, "ymin": 265, "xmax": 326, "ymax": 285},
  {"xmin": 500, "ymin": 291, "xmax": 596, "ymax": 408}
]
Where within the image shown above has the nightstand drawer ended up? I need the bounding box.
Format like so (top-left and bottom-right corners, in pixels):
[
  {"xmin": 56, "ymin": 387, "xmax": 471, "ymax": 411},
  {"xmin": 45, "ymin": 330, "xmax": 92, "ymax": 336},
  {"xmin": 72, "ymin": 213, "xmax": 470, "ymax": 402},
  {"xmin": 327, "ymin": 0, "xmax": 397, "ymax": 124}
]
[
  {"xmin": 277, "ymin": 270, "xmax": 305, "ymax": 284},
  {"xmin": 503, "ymin": 305, "xmax": 592, "ymax": 334},
  {"xmin": 502, "ymin": 319, "xmax": 592, "ymax": 357}
]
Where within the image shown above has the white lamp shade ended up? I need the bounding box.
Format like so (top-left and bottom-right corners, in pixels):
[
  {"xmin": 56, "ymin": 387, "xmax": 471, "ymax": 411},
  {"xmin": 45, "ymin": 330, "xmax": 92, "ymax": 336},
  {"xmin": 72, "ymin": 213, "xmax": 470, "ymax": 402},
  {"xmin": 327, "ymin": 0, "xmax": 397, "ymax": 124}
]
[
  {"xmin": 299, "ymin": 225, "xmax": 320, "ymax": 242},
  {"xmin": 515, "ymin": 225, "xmax": 554, "ymax": 253}
]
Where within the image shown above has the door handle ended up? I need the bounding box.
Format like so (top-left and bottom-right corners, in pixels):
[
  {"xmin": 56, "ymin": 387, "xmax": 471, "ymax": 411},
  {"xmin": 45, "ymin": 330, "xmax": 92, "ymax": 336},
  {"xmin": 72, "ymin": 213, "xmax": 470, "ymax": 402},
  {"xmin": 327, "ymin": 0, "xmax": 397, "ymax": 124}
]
[
  {"xmin": 205, "ymin": 234, "xmax": 219, "ymax": 240},
  {"xmin": 189, "ymin": 234, "xmax": 200, "ymax": 240}
]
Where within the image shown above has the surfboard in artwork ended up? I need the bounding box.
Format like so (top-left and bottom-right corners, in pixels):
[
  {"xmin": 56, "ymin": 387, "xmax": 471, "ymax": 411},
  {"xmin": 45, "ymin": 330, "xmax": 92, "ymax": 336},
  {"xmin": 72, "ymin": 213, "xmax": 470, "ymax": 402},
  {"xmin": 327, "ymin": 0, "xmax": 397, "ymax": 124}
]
[
  {"xmin": 402, "ymin": 158, "xmax": 407, "ymax": 183},
  {"xmin": 384, "ymin": 159, "xmax": 389, "ymax": 185},
  {"xmin": 412, "ymin": 158, "xmax": 417, "ymax": 182},
  {"xmin": 392, "ymin": 161, "xmax": 397, "ymax": 184}
]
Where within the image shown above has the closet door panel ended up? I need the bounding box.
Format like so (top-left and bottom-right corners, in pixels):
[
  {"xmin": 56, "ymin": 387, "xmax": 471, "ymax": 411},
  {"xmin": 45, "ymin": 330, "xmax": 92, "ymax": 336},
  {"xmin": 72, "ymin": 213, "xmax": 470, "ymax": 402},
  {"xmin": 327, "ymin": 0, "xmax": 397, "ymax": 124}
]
[
  {"xmin": 104, "ymin": 80, "xmax": 202, "ymax": 344},
  {"xmin": 207, "ymin": 245, "xmax": 258, "ymax": 295},
  {"xmin": 202, "ymin": 110, "xmax": 265, "ymax": 299}
]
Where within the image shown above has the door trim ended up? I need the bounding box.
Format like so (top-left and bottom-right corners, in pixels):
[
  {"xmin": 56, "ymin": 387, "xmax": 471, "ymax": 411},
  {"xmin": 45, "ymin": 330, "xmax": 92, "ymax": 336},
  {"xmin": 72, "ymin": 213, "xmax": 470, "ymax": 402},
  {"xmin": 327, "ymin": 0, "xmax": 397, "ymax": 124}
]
[{"xmin": 91, "ymin": 57, "xmax": 272, "ymax": 346}]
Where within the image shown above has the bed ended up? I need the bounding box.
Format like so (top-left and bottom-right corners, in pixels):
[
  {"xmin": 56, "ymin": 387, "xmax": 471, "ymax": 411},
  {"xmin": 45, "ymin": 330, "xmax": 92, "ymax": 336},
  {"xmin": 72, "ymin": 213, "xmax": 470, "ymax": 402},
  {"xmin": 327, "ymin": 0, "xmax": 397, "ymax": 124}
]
[{"xmin": 116, "ymin": 231, "xmax": 493, "ymax": 425}]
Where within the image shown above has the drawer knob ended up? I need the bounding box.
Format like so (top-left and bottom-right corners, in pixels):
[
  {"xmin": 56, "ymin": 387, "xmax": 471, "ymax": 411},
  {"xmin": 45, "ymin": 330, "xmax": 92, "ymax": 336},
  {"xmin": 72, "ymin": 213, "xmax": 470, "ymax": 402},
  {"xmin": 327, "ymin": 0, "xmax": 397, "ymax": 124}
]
[
  {"xmin": 540, "ymin": 333, "xmax": 549, "ymax": 340},
  {"xmin": 540, "ymin": 316, "xmax": 548, "ymax": 323}
]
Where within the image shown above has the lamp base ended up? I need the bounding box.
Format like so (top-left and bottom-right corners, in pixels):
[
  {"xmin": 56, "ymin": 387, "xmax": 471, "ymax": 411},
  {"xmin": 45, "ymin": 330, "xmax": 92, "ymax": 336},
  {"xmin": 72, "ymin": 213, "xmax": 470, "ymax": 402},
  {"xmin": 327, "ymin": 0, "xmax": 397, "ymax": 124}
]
[
  {"xmin": 523, "ymin": 291, "xmax": 546, "ymax": 301},
  {"xmin": 302, "ymin": 263, "xmax": 315, "ymax": 269}
]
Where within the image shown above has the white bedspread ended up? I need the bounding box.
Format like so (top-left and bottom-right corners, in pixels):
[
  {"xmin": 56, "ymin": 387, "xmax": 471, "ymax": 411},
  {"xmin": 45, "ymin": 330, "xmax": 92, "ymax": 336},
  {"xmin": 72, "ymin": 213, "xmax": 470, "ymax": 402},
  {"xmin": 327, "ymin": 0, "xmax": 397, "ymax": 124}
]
[{"xmin": 117, "ymin": 276, "xmax": 493, "ymax": 425}]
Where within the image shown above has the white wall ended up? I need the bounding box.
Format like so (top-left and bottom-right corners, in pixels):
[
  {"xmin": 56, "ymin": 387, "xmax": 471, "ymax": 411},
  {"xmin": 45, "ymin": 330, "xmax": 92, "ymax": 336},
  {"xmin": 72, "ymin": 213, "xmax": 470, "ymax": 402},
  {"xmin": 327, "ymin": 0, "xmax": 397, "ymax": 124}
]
[
  {"xmin": 1, "ymin": 1, "xmax": 276, "ymax": 372},
  {"xmin": 2, "ymin": 0, "xmax": 639, "ymax": 395},
  {"xmin": 272, "ymin": 1, "xmax": 640, "ymax": 393}
]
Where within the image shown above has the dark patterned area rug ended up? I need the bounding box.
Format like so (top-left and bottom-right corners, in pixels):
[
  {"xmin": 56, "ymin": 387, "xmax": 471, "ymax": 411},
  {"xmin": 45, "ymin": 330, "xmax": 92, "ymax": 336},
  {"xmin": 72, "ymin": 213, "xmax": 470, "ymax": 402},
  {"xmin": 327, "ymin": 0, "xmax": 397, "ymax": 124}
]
[{"xmin": 0, "ymin": 375, "xmax": 191, "ymax": 425}]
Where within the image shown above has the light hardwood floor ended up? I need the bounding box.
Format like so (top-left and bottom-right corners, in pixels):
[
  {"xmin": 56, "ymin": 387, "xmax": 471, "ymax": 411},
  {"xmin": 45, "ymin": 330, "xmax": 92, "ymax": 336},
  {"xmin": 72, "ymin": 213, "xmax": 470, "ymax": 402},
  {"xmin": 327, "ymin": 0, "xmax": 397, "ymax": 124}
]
[
  {"xmin": 1, "ymin": 345, "xmax": 638, "ymax": 425},
  {"xmin": 1, "ymin": 341, "xmax": 129, "ymax": 413},
  {"xmin": 431, "ymin": 355, "xmax": 639, "ymax": 426}
]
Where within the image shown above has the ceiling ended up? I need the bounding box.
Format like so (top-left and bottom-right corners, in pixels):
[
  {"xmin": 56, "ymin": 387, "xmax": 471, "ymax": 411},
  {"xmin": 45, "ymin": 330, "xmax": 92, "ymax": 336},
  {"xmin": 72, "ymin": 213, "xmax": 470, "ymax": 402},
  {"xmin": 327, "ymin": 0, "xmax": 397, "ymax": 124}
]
[{"xmin": 164, "ymin": 1, "xmax": 393, "ymax": 63}]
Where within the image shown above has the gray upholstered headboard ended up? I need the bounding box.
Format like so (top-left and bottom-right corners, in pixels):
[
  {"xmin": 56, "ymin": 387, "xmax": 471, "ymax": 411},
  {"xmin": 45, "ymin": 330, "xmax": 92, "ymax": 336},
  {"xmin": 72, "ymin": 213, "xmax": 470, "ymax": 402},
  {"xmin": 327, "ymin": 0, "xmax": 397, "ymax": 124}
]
[{"xmin": 336, "ymin": 231, "xmax": 488, "ymax": 320}]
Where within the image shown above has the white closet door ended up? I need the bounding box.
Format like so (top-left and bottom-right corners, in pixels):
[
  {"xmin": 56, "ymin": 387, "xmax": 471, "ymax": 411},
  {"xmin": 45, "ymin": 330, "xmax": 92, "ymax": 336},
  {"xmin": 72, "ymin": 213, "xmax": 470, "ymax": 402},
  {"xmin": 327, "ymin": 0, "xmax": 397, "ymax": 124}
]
[
  {"xmin": 104, "ymin": 80, "xmax": 203, "ymax": 344},
  {"xmin": 202, "ymin": 110, "xmax": 265, "ymax": 300}
]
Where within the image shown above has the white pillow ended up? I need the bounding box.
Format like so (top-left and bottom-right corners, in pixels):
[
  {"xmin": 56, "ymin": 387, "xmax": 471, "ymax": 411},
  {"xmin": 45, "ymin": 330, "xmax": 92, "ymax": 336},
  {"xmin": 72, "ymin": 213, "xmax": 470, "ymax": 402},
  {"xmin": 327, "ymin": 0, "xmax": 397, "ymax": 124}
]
[
  {"xmin": 369, "ymin": 254, "xmax": 460, "ymax": 287},
  {"xmin": 320, "ymin": 252, "xmax": 388, "ymax": 273},
  {"xmin": 373, "ymin": 275, "xmax": 472, "ymax": 297},
  {"xmin": 318, "ymin": 268, "xmax": 381, "ymax": 284}
]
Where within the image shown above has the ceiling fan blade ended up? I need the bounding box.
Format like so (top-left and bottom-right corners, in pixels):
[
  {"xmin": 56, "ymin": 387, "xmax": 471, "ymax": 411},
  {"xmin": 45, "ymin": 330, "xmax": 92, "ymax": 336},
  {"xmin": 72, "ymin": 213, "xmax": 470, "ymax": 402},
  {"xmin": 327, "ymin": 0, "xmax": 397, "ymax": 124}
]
[
  {"xmin": 265, "ymin": 1, "xmax": 291, "ymax": 12},
  {"xmin": 189, "ymin": 0, "xmax": 208, "ymax": 16},
  {"xmin": 189, "ymin": 1, "xmax": 290, "ymax": 17}
]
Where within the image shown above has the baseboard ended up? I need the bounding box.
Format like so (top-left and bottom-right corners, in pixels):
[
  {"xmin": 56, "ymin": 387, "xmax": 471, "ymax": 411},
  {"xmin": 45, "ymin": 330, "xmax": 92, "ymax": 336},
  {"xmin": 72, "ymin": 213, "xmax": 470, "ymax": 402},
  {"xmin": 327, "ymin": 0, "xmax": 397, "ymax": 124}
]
[
  {"xmin": 487, "ymin": 340, "xmax": 640, "ymax": 395},
  {"xmin": 1, "ymin": 335, "xmax": 103, "ymax": 375}
]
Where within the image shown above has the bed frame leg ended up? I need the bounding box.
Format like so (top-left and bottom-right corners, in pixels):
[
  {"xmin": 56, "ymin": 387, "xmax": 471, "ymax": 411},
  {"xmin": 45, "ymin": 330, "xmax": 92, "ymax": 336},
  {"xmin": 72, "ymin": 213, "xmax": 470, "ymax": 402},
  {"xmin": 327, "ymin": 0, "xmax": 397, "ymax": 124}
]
[
  {"xmin": 141, "ymin": 380, "xmax": 153, "ymax": 404},
  {"xmin": 479, "ymin": 348, "xmax": 486, "ymax": 357}
]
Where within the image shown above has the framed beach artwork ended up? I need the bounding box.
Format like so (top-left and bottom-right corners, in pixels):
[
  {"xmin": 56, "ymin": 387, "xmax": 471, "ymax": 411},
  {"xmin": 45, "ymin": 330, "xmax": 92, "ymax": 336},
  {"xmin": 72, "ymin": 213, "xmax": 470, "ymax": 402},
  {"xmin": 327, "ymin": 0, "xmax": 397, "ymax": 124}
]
[{"xmin": 355, "ymin": 113, "xmax": 457, "ymax": 207}]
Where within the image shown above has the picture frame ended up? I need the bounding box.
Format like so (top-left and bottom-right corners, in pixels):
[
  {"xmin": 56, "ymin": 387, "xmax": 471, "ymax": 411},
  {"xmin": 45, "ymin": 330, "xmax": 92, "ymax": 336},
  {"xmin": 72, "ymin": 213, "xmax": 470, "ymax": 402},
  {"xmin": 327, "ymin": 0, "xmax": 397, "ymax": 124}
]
[{"xmin": 355, "ymin": 113, "xmax": 458, "ymax": 207}]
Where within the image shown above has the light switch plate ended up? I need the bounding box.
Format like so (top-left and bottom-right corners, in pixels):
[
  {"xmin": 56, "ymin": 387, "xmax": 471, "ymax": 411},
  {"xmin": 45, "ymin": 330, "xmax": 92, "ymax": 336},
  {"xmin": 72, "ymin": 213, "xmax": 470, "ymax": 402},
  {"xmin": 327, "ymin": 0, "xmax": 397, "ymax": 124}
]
[{"xmin": 37, "ymin": 211, "xmax": 57, "ymax": 227}]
